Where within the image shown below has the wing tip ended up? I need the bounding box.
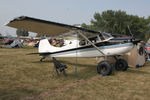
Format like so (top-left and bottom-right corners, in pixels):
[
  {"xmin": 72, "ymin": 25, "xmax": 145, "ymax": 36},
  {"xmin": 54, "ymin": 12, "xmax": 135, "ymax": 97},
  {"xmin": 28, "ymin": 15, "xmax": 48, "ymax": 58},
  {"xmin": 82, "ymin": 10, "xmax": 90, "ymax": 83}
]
[{"xmin": 5, "ymin": 15, "xmax": 27, "ymax": 26}]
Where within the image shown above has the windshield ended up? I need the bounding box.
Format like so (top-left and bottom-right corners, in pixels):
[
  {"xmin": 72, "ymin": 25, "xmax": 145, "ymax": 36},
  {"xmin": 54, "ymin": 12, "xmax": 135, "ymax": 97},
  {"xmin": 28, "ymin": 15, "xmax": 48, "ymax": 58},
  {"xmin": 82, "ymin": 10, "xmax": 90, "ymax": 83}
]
[{"xmin": 102, "ymin": 33, "xmax": 113, "ymax": 40}]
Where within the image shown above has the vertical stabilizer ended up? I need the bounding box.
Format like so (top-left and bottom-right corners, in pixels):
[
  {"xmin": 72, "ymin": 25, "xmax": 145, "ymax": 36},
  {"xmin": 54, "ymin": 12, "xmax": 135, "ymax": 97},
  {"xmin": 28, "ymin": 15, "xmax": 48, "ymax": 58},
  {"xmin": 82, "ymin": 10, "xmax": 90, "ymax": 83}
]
[{"xmin": 38, "ymin": 39, "xmax": 51, "ymax": 53}]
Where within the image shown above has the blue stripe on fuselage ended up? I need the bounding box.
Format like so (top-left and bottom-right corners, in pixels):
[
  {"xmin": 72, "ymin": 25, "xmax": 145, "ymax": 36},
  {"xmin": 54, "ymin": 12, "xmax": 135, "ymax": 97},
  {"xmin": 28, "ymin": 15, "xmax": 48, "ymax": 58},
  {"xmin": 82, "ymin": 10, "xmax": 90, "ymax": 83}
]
[{"xmin": 51, "ymin": 43, "xmax": 133, "ymax": 56}]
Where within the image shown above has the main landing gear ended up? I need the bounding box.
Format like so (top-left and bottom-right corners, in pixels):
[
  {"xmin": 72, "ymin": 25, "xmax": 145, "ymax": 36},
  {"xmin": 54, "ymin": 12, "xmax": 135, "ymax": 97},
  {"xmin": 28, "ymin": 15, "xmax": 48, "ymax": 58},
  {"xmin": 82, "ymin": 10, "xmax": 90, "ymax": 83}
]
[
  {"xmin": 97, "ymin": 61, "xmax": 112, "ymax": 76},
  {"xmin": 115, "ymin": 59, "xmax": 128, "ymax": 71},
  {"xmin": 97, "ymin": 57, "xmax": 128, "ymax": 76}
]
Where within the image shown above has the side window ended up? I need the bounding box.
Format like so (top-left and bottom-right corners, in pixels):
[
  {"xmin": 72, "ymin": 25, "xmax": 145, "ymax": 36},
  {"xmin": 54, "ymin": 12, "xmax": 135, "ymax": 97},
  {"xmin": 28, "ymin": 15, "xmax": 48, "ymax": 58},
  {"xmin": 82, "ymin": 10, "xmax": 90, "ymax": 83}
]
[
  {"xmin": 79, "ymin": 40, "xmax": 86, "ymax": 46},
  {"xmin": 98, "ymin": 34, "xmax": 104, "ymax": 41},
  {"xmin": 49, "ymin": 38, "xmax": 64, "ymax": 47},
  {"xmin": 102, "ymin": 33, "xmax": 113, "ymax": 40}
]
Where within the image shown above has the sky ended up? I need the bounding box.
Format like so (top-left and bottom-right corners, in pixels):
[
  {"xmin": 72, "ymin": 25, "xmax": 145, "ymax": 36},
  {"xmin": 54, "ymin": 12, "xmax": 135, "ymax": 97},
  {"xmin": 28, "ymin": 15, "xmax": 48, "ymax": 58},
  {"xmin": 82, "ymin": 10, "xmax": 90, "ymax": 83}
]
[{"xmin": 0, "ymin": 0, "xmax": 150, "ymax": 36}]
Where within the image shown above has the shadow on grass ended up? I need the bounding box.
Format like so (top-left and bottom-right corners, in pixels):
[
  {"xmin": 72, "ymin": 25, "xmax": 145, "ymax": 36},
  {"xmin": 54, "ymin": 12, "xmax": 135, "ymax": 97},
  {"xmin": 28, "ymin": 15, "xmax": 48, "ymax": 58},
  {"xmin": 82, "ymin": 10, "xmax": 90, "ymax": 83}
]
[
  {"xmin": 31, "ymin": 60, "xmax": 54, "ymax": 63},
  {"xmin": 31, "ymin": 59, "xmax": 117, "ymax": 79},
  {"xmin": 28, "ymin": 58, "xmax": 99, "ymax": 79},
  {"xmin": 127, "ymin": 69, "xmax": 150, "ymax": 75},
  {"xmin": 29, "ymin": 58, "xmax": 116, "ymax": 79},
  {"xmin": 31, "ymin": 60, "xmax": 96, "ymax": 68}
]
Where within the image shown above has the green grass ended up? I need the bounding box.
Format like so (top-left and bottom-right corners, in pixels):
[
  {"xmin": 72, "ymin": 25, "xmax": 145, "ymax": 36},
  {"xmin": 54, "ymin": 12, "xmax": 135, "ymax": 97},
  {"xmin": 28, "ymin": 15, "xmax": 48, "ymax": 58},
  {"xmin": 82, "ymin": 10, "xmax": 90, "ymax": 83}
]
[{"xmin": 0, "ymin": 48, "xmax": 150, "ymax": 100}]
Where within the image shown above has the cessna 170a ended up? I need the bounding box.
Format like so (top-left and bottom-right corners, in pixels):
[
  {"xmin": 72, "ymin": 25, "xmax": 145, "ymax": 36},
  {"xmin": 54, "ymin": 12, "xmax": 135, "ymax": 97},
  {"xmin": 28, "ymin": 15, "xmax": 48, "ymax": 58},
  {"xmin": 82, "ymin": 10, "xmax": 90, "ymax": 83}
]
[{"xmin": 6, "ymin": 16, "xmax": 139, "ymax": 76}]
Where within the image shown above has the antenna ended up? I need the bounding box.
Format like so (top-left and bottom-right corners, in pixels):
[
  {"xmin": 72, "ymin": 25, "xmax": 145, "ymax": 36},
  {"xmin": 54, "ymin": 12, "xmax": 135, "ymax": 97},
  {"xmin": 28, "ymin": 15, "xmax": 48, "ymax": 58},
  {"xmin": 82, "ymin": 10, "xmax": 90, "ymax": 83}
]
[{"xmin": 127, "ymin": 25, "xmax": 134, "ymax": 38}]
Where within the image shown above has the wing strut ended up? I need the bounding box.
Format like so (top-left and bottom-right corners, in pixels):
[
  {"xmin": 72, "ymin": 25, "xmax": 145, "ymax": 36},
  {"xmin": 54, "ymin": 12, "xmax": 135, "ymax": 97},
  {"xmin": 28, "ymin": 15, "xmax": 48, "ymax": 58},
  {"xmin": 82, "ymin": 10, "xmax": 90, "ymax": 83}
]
[{"xmin": 77, "ymin": 32, "xmax": 107, "ymax": 60}]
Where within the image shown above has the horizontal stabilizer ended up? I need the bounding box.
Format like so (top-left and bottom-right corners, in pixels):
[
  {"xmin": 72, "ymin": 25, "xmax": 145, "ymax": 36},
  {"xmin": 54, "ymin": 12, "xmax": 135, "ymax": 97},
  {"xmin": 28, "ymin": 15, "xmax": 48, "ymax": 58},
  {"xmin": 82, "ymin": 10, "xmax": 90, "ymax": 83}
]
[{"xmin": 26, "ymin": 52, "xmax": 51, "ymax": 55}]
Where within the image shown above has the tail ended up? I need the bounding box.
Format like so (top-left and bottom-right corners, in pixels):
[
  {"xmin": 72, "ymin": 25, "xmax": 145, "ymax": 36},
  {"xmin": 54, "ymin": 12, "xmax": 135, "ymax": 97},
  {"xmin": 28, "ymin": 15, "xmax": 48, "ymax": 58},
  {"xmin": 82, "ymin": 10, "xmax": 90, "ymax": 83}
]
[
  {"xmin": 38, "ymin": 39, "xmax": 51, "ymax": 53},
  {"xmin": 39, "ymin": 38, "xmax": 75, "ymax": 54}
]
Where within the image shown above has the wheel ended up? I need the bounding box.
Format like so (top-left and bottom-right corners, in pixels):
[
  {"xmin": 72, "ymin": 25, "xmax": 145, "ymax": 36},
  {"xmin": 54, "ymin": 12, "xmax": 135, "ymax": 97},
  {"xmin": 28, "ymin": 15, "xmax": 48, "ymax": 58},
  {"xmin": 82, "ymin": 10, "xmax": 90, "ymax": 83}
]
[
  {"xmin": 115, "ymin": 59, "xmax": 128, "ymax": 71},
  {"xmin": 97, "ymin": 61, "xmax": 112, "ymax": 76},
  {"xmin": 139, "ymin": 47, "xmax": 144, "ymax": 55}
]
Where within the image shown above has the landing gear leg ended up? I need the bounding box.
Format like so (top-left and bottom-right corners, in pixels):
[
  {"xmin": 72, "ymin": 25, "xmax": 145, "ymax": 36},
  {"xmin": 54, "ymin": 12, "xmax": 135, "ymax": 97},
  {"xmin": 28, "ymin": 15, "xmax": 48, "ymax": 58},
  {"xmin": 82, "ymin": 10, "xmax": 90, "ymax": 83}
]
[{"xmin": 40, "ymin": 57, "xmax": 46, "ymax": 62}]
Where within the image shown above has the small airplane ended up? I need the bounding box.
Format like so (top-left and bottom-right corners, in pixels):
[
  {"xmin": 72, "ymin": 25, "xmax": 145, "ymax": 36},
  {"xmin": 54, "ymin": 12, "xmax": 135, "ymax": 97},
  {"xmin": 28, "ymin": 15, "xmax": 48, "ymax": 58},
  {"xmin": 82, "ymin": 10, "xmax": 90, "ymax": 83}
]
[
  {"xmin": 6, "ymin": 38, "xmax": 24, "ymax": 48},
  {"xmin": 3, "ymin": 37, "xmax": 14, "ymax": 45},
  {"xmin": 6, "ymin": 16, "xmax": 140, "ymax": 76},
  {"xmin": 0, "ymin": 36, "xmax": 24, "ymax": 48}
]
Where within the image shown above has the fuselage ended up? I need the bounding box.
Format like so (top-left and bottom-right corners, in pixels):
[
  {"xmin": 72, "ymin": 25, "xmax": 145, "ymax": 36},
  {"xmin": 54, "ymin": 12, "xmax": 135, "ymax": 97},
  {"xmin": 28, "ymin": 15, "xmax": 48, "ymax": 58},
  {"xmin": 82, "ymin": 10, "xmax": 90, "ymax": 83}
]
[{"xmin": 38, "ymin": 38, "xmax": 134, "ymax": 58}]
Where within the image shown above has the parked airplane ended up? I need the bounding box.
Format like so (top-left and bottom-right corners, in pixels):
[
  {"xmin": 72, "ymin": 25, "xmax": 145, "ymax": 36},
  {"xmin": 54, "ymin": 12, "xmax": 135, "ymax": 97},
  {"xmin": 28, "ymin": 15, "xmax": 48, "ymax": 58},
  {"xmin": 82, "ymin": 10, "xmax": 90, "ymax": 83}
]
[
  {"xmin": 0, "ymin": 36, "xmax": 24, "ymax": 48},
  {"xmin": 6, "ymin": 39, "xmax": 24, "ymax": 48},
  {"xmin": 6, "ymin": 16, "xmax": 139, "ymax": 76}
]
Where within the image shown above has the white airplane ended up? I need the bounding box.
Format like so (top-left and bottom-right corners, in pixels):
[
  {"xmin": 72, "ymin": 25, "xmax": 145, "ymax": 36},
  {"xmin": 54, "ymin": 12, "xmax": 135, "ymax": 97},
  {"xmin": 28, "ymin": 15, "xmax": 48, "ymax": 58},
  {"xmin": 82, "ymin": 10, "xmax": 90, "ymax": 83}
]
[{"xmin": 6, "ymin": 16, "xmax": 139, "ymax": 76}]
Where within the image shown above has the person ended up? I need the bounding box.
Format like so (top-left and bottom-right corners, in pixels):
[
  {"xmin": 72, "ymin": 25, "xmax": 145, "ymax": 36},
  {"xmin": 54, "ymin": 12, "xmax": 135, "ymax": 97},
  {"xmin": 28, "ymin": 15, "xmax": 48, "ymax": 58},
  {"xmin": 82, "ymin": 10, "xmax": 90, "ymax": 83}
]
[
  {"xmin": 59, "ymin": 39, "xmax": 64, "ymax": 47},
  {"xmin": 51, "ymin": 39, "xmax": 57, "ymax": 46}
]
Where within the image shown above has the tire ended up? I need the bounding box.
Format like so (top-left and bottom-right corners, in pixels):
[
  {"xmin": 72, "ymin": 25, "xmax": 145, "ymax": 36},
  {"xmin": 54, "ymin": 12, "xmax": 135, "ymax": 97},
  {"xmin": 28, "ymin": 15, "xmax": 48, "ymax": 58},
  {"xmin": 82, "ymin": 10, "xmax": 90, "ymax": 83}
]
[
  {"xmin": 115, "ymin": 59, "xmax": 128, "ymax": 71},
  {"xmin": 139, "ymin": 47, "xmax": 144, "ymax": 55},
  {"xmin": 97, "ymin": 61, "xmax": 112, "ymax": 76}
]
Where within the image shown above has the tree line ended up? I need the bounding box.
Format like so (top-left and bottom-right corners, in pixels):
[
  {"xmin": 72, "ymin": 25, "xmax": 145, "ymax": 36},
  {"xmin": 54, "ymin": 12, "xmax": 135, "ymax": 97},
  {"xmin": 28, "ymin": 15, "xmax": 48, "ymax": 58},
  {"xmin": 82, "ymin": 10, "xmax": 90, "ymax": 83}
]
[
  {"xmin": 16, "ymin": 29, "xmax": 29, "ymax": 37},
  {"xmin": 82, "ymin": 10, "xmax": 150, "ymax": 41}
]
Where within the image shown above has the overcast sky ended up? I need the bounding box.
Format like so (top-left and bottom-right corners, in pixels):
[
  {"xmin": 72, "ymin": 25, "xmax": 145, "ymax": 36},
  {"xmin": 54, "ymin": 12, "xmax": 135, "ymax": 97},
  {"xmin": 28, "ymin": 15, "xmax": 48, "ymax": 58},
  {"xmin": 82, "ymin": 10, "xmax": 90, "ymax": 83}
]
[{"xmin": 0, "ymin": 0, "xmax": 150, "ymax": 36}]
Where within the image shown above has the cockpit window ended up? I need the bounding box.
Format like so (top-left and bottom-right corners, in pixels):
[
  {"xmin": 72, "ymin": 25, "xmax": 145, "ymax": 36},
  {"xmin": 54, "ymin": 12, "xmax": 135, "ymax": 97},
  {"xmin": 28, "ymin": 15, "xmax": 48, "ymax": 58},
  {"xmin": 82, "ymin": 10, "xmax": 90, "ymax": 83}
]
[
  {"xmin": 79, "ymin": 40, "xmax": 86, "ymax": 46},
  {"xmin": 102, "ymin": 33, "xmax": 113, "ymax": 40},
  {"xmin": 49, "ymin": 38, "xmax": 64, "ymax": 47},
  {"xmin": 79, "ymin": 36, "xmax": 98, "ymax": 46},
  {"xmin": 79, "ymin": 33, "xmax": 113, "ymax": 46}
]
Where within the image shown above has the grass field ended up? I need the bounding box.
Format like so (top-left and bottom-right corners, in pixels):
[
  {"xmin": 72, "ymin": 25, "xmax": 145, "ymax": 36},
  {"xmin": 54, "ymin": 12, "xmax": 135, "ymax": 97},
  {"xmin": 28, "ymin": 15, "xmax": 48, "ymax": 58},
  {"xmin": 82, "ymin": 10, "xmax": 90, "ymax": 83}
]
[{"xmin": 0, "ymin": 48, "xmax": 150, "ymax": 100}]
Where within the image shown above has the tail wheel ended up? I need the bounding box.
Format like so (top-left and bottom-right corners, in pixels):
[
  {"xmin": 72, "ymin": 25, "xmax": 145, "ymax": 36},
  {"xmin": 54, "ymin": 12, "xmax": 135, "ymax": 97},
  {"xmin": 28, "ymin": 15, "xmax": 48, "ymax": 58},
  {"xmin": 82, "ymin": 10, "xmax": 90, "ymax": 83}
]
[
  {"xmin": 97, "ymin": 61, "xmax": 112, "ymax": 76},
  {"xmin": 115, "ymin": 59, "xmax": 128, "ymax": 71}
]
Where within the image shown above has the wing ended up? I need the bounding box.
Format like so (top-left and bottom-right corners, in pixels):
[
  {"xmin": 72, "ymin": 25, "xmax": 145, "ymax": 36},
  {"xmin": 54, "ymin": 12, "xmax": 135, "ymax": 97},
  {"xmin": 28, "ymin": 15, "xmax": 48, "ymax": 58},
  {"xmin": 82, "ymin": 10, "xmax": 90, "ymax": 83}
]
[{"xmin": 6, "ymin": 16, "xmax": 100, "ymax": 37}]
